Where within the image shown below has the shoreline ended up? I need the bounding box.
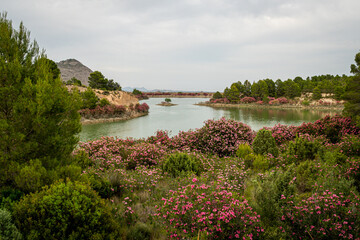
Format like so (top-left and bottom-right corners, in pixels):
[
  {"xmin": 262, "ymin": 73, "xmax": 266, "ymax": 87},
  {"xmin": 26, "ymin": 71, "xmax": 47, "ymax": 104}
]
[
  {"xmin": 81, "ymin": 112, "xmax": 148, "ymax": 125},
  {"xmin": 196, "ymin": 102, "xmax": 344, "ymax": 111},
  {"xmin": 147, "ymin": 96, "xmax": 210, "ymax": 98}
]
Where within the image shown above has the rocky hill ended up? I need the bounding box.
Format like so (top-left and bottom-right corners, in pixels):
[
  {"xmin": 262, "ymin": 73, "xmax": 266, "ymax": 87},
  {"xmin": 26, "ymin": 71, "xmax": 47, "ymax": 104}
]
[{"xmin": 57, "ymin": 59, "xmax": 92, "ymax": 86}]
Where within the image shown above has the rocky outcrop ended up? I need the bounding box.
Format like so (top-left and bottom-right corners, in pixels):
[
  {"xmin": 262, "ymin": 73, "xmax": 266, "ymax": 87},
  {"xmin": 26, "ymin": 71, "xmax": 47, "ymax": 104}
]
[{"xmin": 57, "ymin": 59, "xmax": 93, "ymax": 86}]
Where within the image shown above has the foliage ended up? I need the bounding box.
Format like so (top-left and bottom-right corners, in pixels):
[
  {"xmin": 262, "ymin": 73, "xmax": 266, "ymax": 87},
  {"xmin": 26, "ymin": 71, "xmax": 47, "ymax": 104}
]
[
  {"xmin": 236, "ymin": 143, "xmax": 253, "ymax": 159},
  {"xmin": 196, "ymin": 117, "xmax": 254, "ymax": 156},
  {"xmin": 132, "ymin": 88, "xmax": 142, "ymax": 95},
  {"xmin": 295, "ymin": 115, "xmax": 360, "ymax": 143},
  {"xmin": 162, "ymin": 152, "xmax": 202, "ymax": 177},
  {"xmin": 0, "ymin": 13, "xmax": 81, "ymax": 171},
  {"xmin": 252, "ymin": 129, "xmax": 279, "ymax": 157},
  {"xmin": 125, "ymin": 142, "xmax": 166, "ymax": 169},
  {"xmin": 312, "ymin": 86, "xmax": 322, "ymax": 100},
  {"xmin": 126, "ymin": 222, "xmax": 152, "ymax": 240},
  {"xmin": 14, "ymin": 159, "xmax": 47, "ymax": 193},
  {"xmin": 88, "ymin": 71, "xmax": 121, "ymax": 91},
  {"xmin": 212, "ymin": 91, "xmax": 223, "ymax": 99},
  {"xmin": 157, "ymin": 183, "xmax": 263, "ymax": 239},
  {"xmin": 13, "ymin": 180, "xmax": 120, "ymax": 240},
  {"xmin": 99, "ymin": 98, "xmax": 110, "ymax": 107},
  {"xmin": 240, "ymin": 96, "xmax": 256, "ymax": 103},
  {"xmin": 66, "ymin": 77, "xmax": 82, "ymax": 86},
  {"xmin": 81, "ymin": 87, "xmax": 99, "ymax": 109},
  {"xmin": 164, "ymin": 98, "xmax": 171, "ymax": 103},
  {"xmin": 285, "ymin": 135, "xmax": 321, "ymax": 163},
  {"xmin": 343, "ymin": 75, "xmax": 360, "ymax": 121},
  {"xmin": 280, "ymin": 191, "xmax": 360, "ymax": 239},
  {"xmin": 135, "ymin": 103, "xmax": 149, "ymax": 113},
  {"xmin": 337, "ymin": 134, "xmax": 360, "ymax": 156},
  {"xmin": 0, "ymin": 208, "xmax": 22, "ymax": 240}
]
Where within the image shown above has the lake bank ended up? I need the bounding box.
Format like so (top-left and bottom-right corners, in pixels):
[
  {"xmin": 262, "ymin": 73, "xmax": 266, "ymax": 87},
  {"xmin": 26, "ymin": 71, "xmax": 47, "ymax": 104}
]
[{"xmin": 81, "ymin": 111, "xmax": 148, "ymax": 125}]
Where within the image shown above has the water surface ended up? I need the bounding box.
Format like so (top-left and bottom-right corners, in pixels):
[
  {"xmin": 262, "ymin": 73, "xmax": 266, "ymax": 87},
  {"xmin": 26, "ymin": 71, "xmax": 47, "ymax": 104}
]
[{"xmin": 80, "ymin": 98, "xmax": 340, "ymax": 141}]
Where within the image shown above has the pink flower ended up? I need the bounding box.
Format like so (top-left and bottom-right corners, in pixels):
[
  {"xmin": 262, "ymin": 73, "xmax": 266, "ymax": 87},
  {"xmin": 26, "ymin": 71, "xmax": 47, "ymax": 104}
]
[{"xmin": 192, "ymin": 178, "xmax": 198, "ymax": 183}]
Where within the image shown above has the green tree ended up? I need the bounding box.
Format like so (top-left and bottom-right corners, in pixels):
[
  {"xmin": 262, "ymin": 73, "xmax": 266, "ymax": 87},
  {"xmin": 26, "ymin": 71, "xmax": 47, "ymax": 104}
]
[
  {"xmin": 81, "ymin": 87, "xmax": 99, "ymax": 109},
  {"xmin": 165, "ymin": 98, "xmax": 171, "ymax": 103},
  {"xmin": 212, "ymin": 91, "xmax": 222, "ymax": 99},
  {"xmin": 275, "ymin": 79, "xmax": 285, "ymax": 97},
  {"xmin": 0, "ymin": 13, "xmax": 81, "ymax": 181},
  {"xmin": 350, "ymin": 51, "xmax": 360, "ymax": 75},
  {"xmin": 66, "ymin": 77, "xmax": 82, "ymax": 86},
  {"xmin": 251, "ymin": 80, "xmax": 268, "ymax": 99},
  {"xmin": 343, "ymin": 52, "xmax": 360, "ymax": 121},
  {"xmin": 264, "ymin": 79, "xmax": 275, "ymax": 97},
  {"xmin": 88, "ymin": 71, "xmax": 121, "ymax": 91},
  {"xmin": 312, "ymin": 87, "xmax": 322, "ymax": 100},
  {"xmin": 283, "ymin": 79, "xmax": 301, "ymax": 99},
  {"xmin": 243, "ymin": 80, "xmax": 252, "ymax": 96},
  {"xmin": 334, "ymin": 85, "xmax": 345, "ymax": 100},
  {"xmin": 223, "ymin": 84, "xmax": 240, "ymax": 102},
  {"xmin": 132, "ymin": 88, "xmax": 142, "ymax": 95},
  {"xmin": 88, "ymin": 71, "xmax": 107, "ymax": 89}
]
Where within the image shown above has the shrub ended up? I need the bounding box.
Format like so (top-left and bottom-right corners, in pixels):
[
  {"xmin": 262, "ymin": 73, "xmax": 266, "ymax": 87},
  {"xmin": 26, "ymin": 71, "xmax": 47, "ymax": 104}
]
[
  {"xmin": 277, "ymin": 97, "xmax": 288, "ymax": 104},
  {"xmin": 162, "ymin": 152, "xmax": 202, "ymax": 177},
  {"xmin": 157, "ymin": 183, "xmax": 263, "ymax": 239},
  {"xmin": 285, "ymin": 135, "xmax": 320, "ymax": 163},
  {"xmin": 0, "ymin": 208, "xmax": 22, "ymax": 240},
  {"xmin": 280, "ymin": 191, "xmax": 360, "ymax": 239},
  {"xmin": 252, "ymin": 154, "xmax": 269, "ymax": 172},
  {"xmin": 196, "ymin": 117, "xmax": 254, "ymax": 157},
  {"xmin": 135, "ymin": 103, "xmax": 149, "ymax": 113},
  {"xmin": 13, "ymin": 180, "xmax": 120, "ymax": 240},
  {"xmin": 240, "ymin": 97, "xmax": 256, "ymax": 103},
  {"xmin": 252, "ymin": 129, "xmax": 279, "ymax": 157},
  {"xmin": 295, "ymin": 160, "xmax": 318, "ymax": 193},
  {"xmin": 295, "ymin": 115, "xmax": 360, "ymax": 143},
  {"xmin": 125, "ymin": 143, "xmax": 167, "ymax": 169},
  {"xmin": 301, "ymin": 100, "xmax": 310, "ymax": 106},
  {"xmin": 126, "ymin": 222, "xmax": 152, "ymax": 240},
  {"xmin": 164, "ymin": 98, "xmax": 171, "ymax": 103},
  {"xmin": 99, "ymin": 98, "xmax": 110, "ymax": 107},
  {"xmin": 14, "ymin": 159, "xmax": 47, "ymax": 193},
  {"xmin": 236, "ymin": 143, "xmax": 253, "ymax": 159},
  {"xmin": 338, "ymin": 134, "xmax": 360, "ymax": 156},
  {"xmin": 251, "ymin": 168, "xmax": 296, "ymax": 226},
  {"xmin": 266, "ymin": 124, "xmax": 296, "ymax": 145}
]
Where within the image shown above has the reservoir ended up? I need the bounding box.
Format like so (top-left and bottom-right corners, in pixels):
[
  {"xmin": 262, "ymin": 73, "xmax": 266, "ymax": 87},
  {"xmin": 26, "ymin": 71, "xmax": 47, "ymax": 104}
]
[{"xmin": 79, "ymin": 98, "xmax": 341, "ymax": 142}]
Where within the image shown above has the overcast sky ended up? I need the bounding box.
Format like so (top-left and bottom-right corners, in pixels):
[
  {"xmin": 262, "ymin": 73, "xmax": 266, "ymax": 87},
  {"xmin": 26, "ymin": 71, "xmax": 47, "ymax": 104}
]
[{"xmin": 2, "ymin": 0, "xmax": 360, "ymax": 91}]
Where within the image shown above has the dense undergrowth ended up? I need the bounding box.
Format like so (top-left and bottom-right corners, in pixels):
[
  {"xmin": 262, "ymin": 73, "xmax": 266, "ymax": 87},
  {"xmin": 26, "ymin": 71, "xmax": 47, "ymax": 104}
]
[{"xmin": 1, "ymin": 115, "xmax": 360, "ymax": 239}]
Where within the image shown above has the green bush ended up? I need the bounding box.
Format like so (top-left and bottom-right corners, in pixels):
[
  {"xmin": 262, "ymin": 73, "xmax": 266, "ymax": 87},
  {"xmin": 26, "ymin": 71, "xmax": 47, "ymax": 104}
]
[
  {"xmin": 301, "ymin": 100, "xmax": 310, "ymax": 106},
  {"xmin": 251, "ymin": 168, "xmax": 296, "ymax": 226},
  {"xmin": 295, "ymin": 160, "xmax": 317, "ymax": 193},
  {"xmin": 236, "ymin": 143, "xmax": 253, "ymax": 159},
  {"xmin": 252, "ymin": 154, "xmax": 269, "ymax": 172},
  {"xmin": 164, "ymin": 98, "xmax": 171, "ymax": 103},
  {"xmin": 99, "ymin": 98, "xmax": 110, "ymax": 107},
  {"xmin": 126, "ymin": 222, "xmax": 152, "ymax": 240},
  {"xmin": 285, "ymin": 136, "xmax": 320, "ymax": 163},
  {"xmin": 13, "ymin": 180, "xmax": 120, "ymax": 240},
  {"xmin": 252, "ymin": 129, "xmax": 279, "ymax": 157},
  {"xmin": 0, "ymin": 208, "xmax": 22, "ymax": 240},
  {"xmin": 14, "ymin": 159, "xmax": 47, "ymax": 193},
  {"xmin": 162, "ymin": 153, "xmax": 202, "ymax": 178}
]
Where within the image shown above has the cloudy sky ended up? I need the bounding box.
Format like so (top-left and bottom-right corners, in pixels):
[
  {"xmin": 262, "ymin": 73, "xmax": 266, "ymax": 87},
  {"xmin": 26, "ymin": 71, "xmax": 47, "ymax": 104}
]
[{"xmin": 3, "ymin": 0, "xmax": 360, "ymax": 91}]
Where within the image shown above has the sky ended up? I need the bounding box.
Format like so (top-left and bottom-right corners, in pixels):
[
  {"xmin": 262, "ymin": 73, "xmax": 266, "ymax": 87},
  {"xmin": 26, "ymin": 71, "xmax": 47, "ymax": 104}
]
[{"xmin": 2, "ymin": 0, "xmax": 360, "ymax": 91}]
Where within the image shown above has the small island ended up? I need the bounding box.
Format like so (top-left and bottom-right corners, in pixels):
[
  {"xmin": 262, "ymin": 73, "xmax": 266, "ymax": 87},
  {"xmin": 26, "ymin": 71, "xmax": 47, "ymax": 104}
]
[{"xmin": 157, "ymin": 98, "xmax": 177, "ymax": 106}]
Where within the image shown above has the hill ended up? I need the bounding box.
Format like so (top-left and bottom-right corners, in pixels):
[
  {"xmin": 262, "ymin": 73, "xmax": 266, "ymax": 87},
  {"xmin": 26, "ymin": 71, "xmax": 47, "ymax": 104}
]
[{"xmin": 57, "ymin": 59, "xmax": 92, "ymax": 86}]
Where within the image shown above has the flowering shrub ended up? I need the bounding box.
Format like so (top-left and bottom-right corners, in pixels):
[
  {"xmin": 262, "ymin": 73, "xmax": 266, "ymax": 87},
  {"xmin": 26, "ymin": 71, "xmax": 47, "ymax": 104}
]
[
  {"xmin": 277, "ymin": 97, "xmax": 288, "ymax": 104},
  {"xmin": 337, "ymin": 135, "xmax": 360, "ymax": 156},
  {"xmin": 157, "ymin": 183, "xmax": 263, "ymax": 239},
  {"xmin": 196, "ymin": 117, "xmax": 255, "ymax": 156},
  {"xmin": 146, "ymin": 130, "xmax": 172, "ymax": 146},
  {"xmin": 240, "ymin": 97, "xmax": 256, "ymax": 103},
  {"xmin": 264, "ymin": 124, "xmax": 297, "ymax": 145},
  {"xmin": 135, "ymin": 103, "xmax": 149, "ymax": 112},
  {"xmin": 280, "ymin": 191, "xmax": 360, "ymax": 239},
  {"xmin": 269, "ymin": 99, "xmax": 279, "ymax": 105},
  {"xmin": 125, "ymin": 142, "xmax": 167, "ymax": 169},
  {"xmin": 79, "ymin": 104, "xmax": 127, "ymax": 118},
  {"xmin": 210, "ymin": 98, "xmax": 230, "ymax": 104},
  {"xmin": 256, "ymin": 100, "xmax": 264, "ymax": 105},
  {"xmin": 295, "ymin": 115, "xmax": 360, "ymax": 143}
]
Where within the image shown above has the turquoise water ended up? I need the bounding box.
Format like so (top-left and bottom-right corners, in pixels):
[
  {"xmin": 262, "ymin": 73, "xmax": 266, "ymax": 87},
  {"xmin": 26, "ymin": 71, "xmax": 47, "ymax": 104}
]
[{"xmin": 79, "ymin": 98, "xmax": 340, "ymax": 142}]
